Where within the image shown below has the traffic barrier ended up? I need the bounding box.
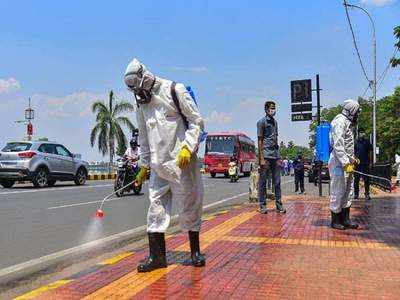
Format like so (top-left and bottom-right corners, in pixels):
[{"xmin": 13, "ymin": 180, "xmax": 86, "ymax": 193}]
[{"xmin": 88, "ymin": 173, "xmax": 116, "ymax": 181}]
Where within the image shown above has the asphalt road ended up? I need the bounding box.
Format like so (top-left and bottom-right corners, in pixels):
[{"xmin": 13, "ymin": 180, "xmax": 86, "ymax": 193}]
[{"xmin": 0, "ymin": 174, "xmax": 297, "ymax": 270}]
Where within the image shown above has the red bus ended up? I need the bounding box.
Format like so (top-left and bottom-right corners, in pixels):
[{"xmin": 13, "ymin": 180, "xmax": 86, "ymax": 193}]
[{"xmin": 204, "ymin": 132, "xmax": 256, "ymax": 178}]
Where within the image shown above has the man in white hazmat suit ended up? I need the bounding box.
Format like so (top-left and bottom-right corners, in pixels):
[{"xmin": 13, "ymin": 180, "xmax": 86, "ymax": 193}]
[
  {"xmin": 328, "ymin": 99, "xmax": 361, "ymax": 230},
  {"xmin": 124, "ymin": 58, "xmax": 205, "ymax": 272}
]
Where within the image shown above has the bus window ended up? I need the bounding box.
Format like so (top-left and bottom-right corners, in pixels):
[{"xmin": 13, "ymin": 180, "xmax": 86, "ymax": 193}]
[{"xmin": 206, "ymin": 136, "xmax": 236, "ymax": 155}]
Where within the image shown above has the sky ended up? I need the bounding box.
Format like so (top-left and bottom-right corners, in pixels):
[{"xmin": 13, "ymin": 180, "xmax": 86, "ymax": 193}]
[{"xmin": 0, "ymin": 0, "xmax": 399, "ymax": 161}]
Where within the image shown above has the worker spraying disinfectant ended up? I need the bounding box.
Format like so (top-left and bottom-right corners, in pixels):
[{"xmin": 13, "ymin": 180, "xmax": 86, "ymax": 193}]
[
  {"xmin": 124, "ymin": 58, "xmax": 206, "ymax": 272},
  {"xmin": 316, "ymin": 99, "xmax": 395, "ymax": 231}
]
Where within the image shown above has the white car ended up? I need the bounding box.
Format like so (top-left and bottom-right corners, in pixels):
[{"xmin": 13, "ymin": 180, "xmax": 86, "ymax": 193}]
[{"xmin": 0, "ymin": 141, "xmax": 89, "ymax": 188}]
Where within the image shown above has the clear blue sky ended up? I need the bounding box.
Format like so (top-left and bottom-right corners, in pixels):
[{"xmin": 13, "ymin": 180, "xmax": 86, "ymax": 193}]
[{"xmin": 0, "ymin": 0, "xmax": 399, "ymax": 161}]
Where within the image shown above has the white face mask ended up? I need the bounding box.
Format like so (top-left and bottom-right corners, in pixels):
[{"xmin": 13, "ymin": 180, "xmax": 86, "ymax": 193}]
[{"xmin": 268, "ymin": 109, "xmax": 276, "ymax": 116}]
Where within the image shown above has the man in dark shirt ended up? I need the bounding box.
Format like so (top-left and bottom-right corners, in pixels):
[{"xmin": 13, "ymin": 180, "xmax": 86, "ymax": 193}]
[
  {"xmin": 293, "ymin": 154, "xmax": 305, "ymax": 194},
  {"xmin": 257, "ymin": 101, "xmax": 286, "ymax": 214},
  {"xmin": 354, "ymin": 128, "xmax": 372, "ymax": 200}
]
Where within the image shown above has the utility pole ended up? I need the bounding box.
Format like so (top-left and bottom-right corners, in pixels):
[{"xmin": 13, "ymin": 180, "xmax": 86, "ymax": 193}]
[
  {"xmin": 315, "ymin": 74, "xmax": 322, "ymax": 197},
  {"xmin": 343, "ymin": 1, "xmax": 377, "ymax": 163}
]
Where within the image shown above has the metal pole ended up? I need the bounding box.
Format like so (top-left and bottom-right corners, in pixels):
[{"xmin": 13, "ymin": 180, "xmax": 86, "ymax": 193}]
[
  {"xmin": 372, "ymin": 23, "xmax": 377, "ymax": 164},
  {"xmin": 316, "ymin": 74, "xmax": 323, "ymax": 197},
  {"xmin": 316, "ymin": 74, "xmax": 321, "ymax": 126}
]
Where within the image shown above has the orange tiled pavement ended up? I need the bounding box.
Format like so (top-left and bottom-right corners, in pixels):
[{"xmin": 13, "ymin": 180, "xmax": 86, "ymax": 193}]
[{"xmin": 18, "ymin": 192, "xmax": 400, "ymax": 300}]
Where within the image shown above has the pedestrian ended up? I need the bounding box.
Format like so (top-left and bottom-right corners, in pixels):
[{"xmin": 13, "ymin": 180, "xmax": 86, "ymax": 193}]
[
  {"xmin": 395, "ymin": 150, "xmax": 400, "ymax": 186},
  {"xmin": 354, "ymin": 128, "xmax": 372, "ymax": 200},
  {"xmin": 288, "ymin": 159, "xmax": 294, "ymax": 176},
  {"xmin": 293, "ymin": 154, "xmax": 305, "ymax": 194},
  {"xmin": 257, "ymin": 100, "xmax": 286, "ymax": 214},
  {"xmin": 283, "ymin": 158, "xmax": 289, "ymax": 176},
  {"xmin": 124, "ymin": 58, "xmax": 206, "ymax": 272},
  {"xmin": 328, "ymin": 99, "xmax": 360, "ymax": 230}
]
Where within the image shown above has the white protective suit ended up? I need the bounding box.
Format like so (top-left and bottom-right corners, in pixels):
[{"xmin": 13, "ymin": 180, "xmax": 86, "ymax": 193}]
[
  {"xmin": 124, "ymin": 59, "xmax": 204, "ymax": 233},
  {"xmin": 328, "ymin": 99, "xmax": 360, "ymax": 213}
]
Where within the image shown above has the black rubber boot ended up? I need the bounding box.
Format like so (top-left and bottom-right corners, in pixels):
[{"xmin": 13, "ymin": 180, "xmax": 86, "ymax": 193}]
[
  {"xmin": 331, "ymin": 211, "xmax": 346, "ymax": 230},
  {"xmin": 342, "ymin": 207, "xmax": 359, "ymax": 229},
  {"xmin": 137, "ymin": 233, "xmax": 167, "ymax": 272},
  {"xmin": 188, "ymin": 231, "xmax": 206, "ymax": 267}
]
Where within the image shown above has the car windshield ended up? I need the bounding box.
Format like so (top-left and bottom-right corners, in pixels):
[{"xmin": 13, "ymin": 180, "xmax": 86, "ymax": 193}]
[
  {"xmin": 2, "ymin": 142, "xmax": 32, "ymax": 152},
  {"xmin": 206, "ymin": 136, "xmax": 236, "ymax": 155}
]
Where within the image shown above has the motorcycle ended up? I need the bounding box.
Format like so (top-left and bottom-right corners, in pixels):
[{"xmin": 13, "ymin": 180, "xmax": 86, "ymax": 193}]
[
  {"xmin": 114, "ymin": 158, "xmax": 142, "ymax": 197},
  {"xmin": 228, "ymin": 162, "xmax": 239, "ymax": 183}
]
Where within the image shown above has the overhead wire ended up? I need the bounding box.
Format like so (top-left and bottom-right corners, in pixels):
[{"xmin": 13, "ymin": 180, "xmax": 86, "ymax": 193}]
[
  {"xmin": 377, "ymin": 47, "xmax": 399, "ymax": 91},
  {"xmin": 343, "ymin": 1, "xmax": 371, "ymax": 83}
]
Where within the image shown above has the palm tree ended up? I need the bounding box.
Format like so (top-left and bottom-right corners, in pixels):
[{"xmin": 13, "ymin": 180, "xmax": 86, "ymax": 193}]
[{"xmin": 90, "ymin": 90, "xmax": 136, "ymax": 169}]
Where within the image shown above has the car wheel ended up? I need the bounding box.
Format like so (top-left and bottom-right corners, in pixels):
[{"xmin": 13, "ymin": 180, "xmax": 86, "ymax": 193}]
[
  {"xmin": 33, "ymin": 167, "xmax": 49, "ymax": 188},
  {"xmin": 211, "ymin": 172, "xmax": 216, "ymax": 178},
  {"xmin": 48, "ymin": 179, "xmax": 56, "ymax": 187},
  {"xmin": 74, "ymin": 168, "xmax": 87, "ymax": 186},
  {"xmin": 0, "ymin": 180, "xmax": 15, "ymax": 188}
]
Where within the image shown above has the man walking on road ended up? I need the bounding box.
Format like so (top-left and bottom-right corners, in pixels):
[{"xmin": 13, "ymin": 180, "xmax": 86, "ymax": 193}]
[
  {"xmin": 257, "ymin": 101, "xmax": 286, "ymax": 214},
  {"xmin": 354, "ymin": 128, "xmax": 372, "ymax": 200},
  {"xmin": 293, "ymin": 154, "xmax": 305, "ymax": 194}
]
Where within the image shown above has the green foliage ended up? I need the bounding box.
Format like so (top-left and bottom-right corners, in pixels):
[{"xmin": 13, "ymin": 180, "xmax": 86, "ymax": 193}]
[
  {"xmin": 308, "ymin": 86, "xmax": 400, "ymax": 162},
  {"xmin": 280, "ymin": 141, "xmax": 313, "ymax": 160},
  {"xmin": 90, "ymin": 90, "xmax": 136, "ymax": 164},
  {"xmin": 390, "ymin": 25, "xmax": 400, "ymax": 68},
  {"xmin": 116, "ymin": 141, "xmax": 127, "ymax": 157}
]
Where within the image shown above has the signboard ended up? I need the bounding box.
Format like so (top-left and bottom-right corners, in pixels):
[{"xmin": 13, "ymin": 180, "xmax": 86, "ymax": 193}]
[
  {"xmin": 291, "ymin": 79, "xmax": 312, "ymax": 103},
  {"xmin": 291, "ymin": 103, "xmax": 312, "ymax": 113},
  {"xmin": 291, "ymin": 113, "xmax": 312, "ymax": 122}
]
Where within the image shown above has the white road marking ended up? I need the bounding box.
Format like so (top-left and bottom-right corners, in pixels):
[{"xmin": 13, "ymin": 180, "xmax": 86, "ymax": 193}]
[
  {"xmin": 0, "ymin": 183, "xmax": 113, "ymax": 196},
  {"xmin": 46, "ymin": 178, "xmax": 291, "ymax": 210},
  {"xmin": 47, "ymin": 197, "xmax": 129, "ymax": 210}
]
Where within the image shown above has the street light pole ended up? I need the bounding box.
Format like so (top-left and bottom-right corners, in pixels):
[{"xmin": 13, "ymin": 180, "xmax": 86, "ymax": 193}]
[{"xmin": 343, "ymin": 2, "xmax": 377, "ymax": 163}]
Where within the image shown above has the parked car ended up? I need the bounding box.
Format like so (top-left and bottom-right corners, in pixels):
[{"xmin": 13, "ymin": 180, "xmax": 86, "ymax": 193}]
[{"xmin": 0, "ymin": 141, "xmax": 89, "ymax": 188}]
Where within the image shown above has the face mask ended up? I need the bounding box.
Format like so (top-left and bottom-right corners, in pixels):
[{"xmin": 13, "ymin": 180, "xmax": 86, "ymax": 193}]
[
  {"xmin": 135, "ymin": 73, "xmax": 156, "ymax": 103},
  {"xmin": 126, "ymin": 67, "xmax": 155, "ymax": 104},
  {"xmin": 268, "ymin": 109, "xmax": 276, "ymax": 116},
  {"xmin": 359, "ymin": 133, "xmax": 365, "ymax": 138}
]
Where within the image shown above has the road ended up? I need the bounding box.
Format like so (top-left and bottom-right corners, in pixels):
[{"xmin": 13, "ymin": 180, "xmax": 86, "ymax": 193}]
[{"xmin": 0, "ymin": 174, "xmax": 296, "ymax": 271}]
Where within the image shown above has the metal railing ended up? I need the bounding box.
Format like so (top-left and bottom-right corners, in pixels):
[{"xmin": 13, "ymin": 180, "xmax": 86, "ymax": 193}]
[{"xmin": 370, "ymin": 162, "xmax": 392, "ymax": 191}]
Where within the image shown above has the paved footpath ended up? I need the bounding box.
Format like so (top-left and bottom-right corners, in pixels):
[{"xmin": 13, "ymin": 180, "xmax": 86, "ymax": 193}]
[{"xmin": 15, "ymin": 189, "xmax": 400, "ymax": 299}]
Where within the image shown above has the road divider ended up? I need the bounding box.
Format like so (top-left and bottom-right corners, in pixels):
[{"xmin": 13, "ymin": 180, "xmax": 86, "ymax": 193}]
[{"xmin": 88, "ymin": 173, "xmax": 116, "ymax": 181}]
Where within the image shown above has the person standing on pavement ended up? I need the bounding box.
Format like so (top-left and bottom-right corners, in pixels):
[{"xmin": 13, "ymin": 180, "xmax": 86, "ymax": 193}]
[
  {"xmin": 354, "ymin": 128, "xmax": 372, "ymax": 200},
  {"xmin": 257, "ymin": 101, "xmax": 286, "ymax": 214},
  {"xmin": 328, "ymin": 99, "xmax": 361, "ymax": 230},
  {"xmin": 293, "ymin": 154, "xmax": 305, "ymax": 194},
  {"xmin": 124, "ymin": 58, "xmax": 206, "ymax": 272},
  {"xmin": 395, "ymin": 150, "xmax": 400, "ymax": 186}
]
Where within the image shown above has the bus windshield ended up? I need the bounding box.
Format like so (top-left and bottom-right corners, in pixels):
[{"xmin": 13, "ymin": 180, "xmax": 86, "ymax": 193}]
[{"xmin": 206, "ymin": 136, "xmax": 236, "ymax": 155}]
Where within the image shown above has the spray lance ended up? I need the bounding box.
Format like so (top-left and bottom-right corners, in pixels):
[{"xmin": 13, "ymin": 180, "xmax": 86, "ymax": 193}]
[{"xmin": 95, "ymin": 179, "xmax": 140, "ymax": 218}]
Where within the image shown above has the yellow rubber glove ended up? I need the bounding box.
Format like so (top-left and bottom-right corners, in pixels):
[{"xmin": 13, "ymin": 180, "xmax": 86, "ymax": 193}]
[
  {"xmin": 136, "ymin": 166, "xmax": 150, "ymax": 185},
  {"xmin": 177, "ymin": 146, "xmax": 191, "ymax": 169},
  {"xmin": 343, "ymin": 163, "xmax": 354, "ymax": 174}
]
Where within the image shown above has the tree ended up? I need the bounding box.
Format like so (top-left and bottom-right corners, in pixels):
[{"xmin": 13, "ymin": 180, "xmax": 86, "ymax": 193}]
[
  {"xmin": 90, "ymin": 90, "xmax": 136, "ymax": 167},
  {"xmin": 280, "ymin": 141, "xmax": 313, "ymax": 160},
  {"xmin": 390, "ymin": 25, "xmax": 400, "ymax": 68}
]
